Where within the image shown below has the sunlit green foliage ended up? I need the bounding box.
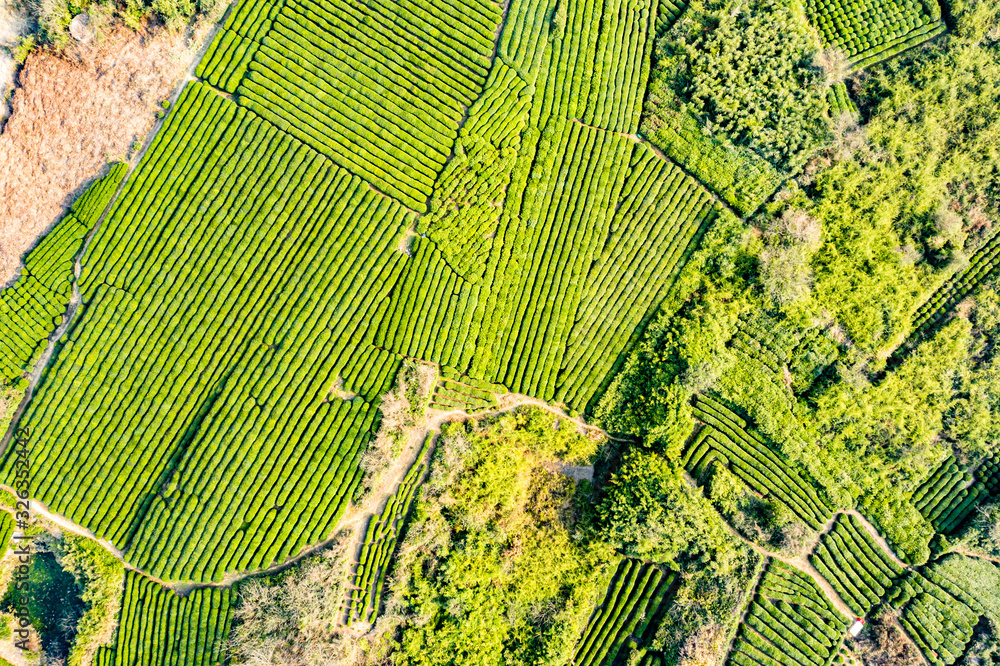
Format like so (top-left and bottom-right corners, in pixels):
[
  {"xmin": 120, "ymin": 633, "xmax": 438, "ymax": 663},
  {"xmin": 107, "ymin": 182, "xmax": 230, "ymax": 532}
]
[
  {"xmin": 382, "ymin": 408, "xmax": 611, "ymax": 666},
  {"xmin": 804, "ymin": 0, "xmax": 945, "ymax": 69},
  {"xmin": 654, "ymin": 0, "xmax": 830, "ymax": 171}
]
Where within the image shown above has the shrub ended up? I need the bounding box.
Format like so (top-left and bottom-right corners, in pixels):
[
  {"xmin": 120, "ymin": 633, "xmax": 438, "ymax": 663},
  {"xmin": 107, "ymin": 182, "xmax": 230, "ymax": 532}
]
[
  {"xmin": 12, "ymin": 34, "xmax": 36, "ymax": 64},
  {"xmin": 55, "ymin": 537, "xmax": 125, "ymax": 666},
  {"xmin": 759, "ymin": 209, "xmax": 823, "ymax": 306}
]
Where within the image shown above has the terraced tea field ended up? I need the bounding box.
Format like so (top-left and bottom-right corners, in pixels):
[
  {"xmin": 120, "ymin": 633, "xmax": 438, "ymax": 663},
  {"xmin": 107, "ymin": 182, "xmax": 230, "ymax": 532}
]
[
  {"xmin": 574, "ymin": 559, "xmax": 676, "ymax": 666},
  {"xmin": 0, "ymin": 0, "xmax": 733, "ymax": 588},
  {"xmin": 1, "ymin": 0, "xmax": 987, "ymax": 662},
  {"xmin": 685, "ymin": 395, "xmax": 832, "ymax": 529},
  {"xmin": 804, "ymin": 0, "xmax": 946, "ymax": 69},
  {"xmin": 910, "ymin": 454, "xmax": 1000, "ymax": 535},
  {"xmin": 810, "ymin": 514, "xmax": 906, "ymax": 616},
  {"xmin": 727, "ymin": 559, "xmax": 847, "ymax": 666}
]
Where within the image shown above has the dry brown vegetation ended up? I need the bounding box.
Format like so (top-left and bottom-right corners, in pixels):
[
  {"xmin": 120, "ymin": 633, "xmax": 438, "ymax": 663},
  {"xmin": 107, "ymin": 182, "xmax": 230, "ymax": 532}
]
[
  {"xmin": 0, "ymin": 20, "xmax": 195, "ymax": 284},
  {"xmin": 359, "ymin": 360, "xmax": 436, "ymax": 488},
  {"xmin": 854, "ymin": 612, "xmax": 921, "ymax": 666},
  {"xmin": 230, "ymin": 541, "xmax": 359, "ymax": 666},
  {"xmin": 675, "ymin": 622, "xmax": 727, "ymax": 666}
]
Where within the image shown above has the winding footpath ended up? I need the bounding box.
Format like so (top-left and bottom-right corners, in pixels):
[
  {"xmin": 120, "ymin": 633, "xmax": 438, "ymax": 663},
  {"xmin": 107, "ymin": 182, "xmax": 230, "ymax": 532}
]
[
  {"xmin": 3, "ymin": 395, "xmax": 611, "ymax": 595},
  {"xmin": 714, "ymin": 503, "xmax": 932, "ymax": 664},
  {"xmin": 715, "ymin": 510, "xmax": 855, "ymax": 620},
  {"xmin": 711, "ymin": 501, "xmax": 915, "ymax": 620}
]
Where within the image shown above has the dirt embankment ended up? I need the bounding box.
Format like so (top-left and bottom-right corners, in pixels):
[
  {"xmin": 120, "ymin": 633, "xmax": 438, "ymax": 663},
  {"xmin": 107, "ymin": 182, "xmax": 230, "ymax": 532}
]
[{"xmin": 0, "ymin": 21, "xmax": 198, "ymax": 285}]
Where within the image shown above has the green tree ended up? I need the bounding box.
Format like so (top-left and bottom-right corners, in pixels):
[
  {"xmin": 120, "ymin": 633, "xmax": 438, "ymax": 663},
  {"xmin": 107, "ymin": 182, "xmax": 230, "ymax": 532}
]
[{"xmin": 653, "ymin": 0, "xmax": 830, "ymax": 170}]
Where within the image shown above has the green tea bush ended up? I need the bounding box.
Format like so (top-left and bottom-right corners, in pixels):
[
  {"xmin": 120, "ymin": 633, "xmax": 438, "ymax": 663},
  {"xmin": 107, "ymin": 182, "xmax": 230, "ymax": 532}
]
[
  {"xmin": 1, "ymin": 85, "xmax": 411, "ymax": 582},
  {"xmin": 685, "ymin": 395, "xmax": 832, "ymax": 529},
  {"xmin": 348, "ymin": 435, "xmax": 431, "ymax": 625},
  {"xmin": 892, "ymin": 572, "xmax": 979, "ymax": 666},
  {"xmin": 728, "ymin": 559, "xmax": 847, "ymax": 666},
  {"xmin": 809, "ymin": 514, "xmax": 904, "ymax": 616},
  {"xmin": 99, "ymin": 572, "xmax": 233, "ymax": 665},
  {"xmin": 234, "ymin": 0, "xmax": 503, "ymax": 211},
  {"xmin": 803, "ymin": 0, "xmax": 945, "ymax": 70},
  {"xmin": 0, "ymin": 163, "xmax": 125, "ymax": 385},
  {"xmin": 574, "ymin": 559, "xmax": 676, "ymax": 666}
]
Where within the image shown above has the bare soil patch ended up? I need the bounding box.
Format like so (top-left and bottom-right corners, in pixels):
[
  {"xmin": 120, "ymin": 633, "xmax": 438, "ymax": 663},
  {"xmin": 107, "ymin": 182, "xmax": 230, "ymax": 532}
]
[
  {"xmin": 0, "ymin": 20, "xmax": 196, "ymax": 285},
  {"xmin": 0, "ymin": 0, "xmax": 30, "ymax": 120}
]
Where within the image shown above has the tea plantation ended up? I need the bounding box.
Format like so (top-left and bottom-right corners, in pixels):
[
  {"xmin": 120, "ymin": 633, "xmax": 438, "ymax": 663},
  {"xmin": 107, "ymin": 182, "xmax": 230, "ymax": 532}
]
[{"xmin": 2, "ymin": 0, "xmax": 999, "ymax": 663}]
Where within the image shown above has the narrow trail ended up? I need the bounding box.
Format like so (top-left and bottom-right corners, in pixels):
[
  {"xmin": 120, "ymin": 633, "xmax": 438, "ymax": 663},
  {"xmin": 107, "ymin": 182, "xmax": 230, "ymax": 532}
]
[
  {"xmin": 494, "ymin": 392, "xmax": 631, "ymax": 441},
  {"xmin": 2, "ymin": 396, "xmax": 597, "ymax": 596},
  {"xmin": 706, "ymin": 491, "xmax": 917, "ymax": 623},
  {"xmin": 1, "ymin": 492, "xmax": 124, "ymax": 559},
  {"xmin": 948, "ymin": 545, "xmax": 1000, "ymax": 564},
  {"xmin": 720, "ymin": 517, "xmax": 855, "ymax": 620},
  {"xmin": 840, "ymin": 509, "xmax": 911, "ymax": 570}
]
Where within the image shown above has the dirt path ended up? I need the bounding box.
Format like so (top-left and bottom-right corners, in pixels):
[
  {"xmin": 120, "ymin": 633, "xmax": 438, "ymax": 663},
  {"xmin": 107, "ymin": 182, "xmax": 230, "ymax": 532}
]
[
  {"xmin": 4, "ymin": 493, "xmax": 124, "ymax": 558},
  {"xmin": 495, "ymin": 393, "xmax": 631, "ymax": 442},
  {"xmin": 725, "ymin": 520, "xmax": 856, "ymax": 620},
  {"xmin": 805, "ymin": 510, "xmax": 911, "ymax": 573},
  {"xmin": 706, "ymin": 495, "xmax": 915, "ymax": 622},
  {"xmin": 0, "ymin": 641, "xmax": 27, "ymax": 666},
  {"xmin": 2, "ymin": 396, "xmax": 600, "ymax": 596},
  {"xmin": 948, "ymin": 544, "xmax": 1000, "ymax": 564},
  {"xmin": 0, "ymin": 490, "xmax": 191, "ymax": 595},
  {"xmin": 840, "ymin": 509, "xmax": 911, "ymax": 570}
]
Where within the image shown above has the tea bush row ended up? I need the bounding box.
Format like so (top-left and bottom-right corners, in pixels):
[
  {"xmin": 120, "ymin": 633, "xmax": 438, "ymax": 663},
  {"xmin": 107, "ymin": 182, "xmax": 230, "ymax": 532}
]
[
  {"xmin": 727, "ymin": 559, "xmax": 846, "ymax": 666},
  {"xmin": 98, "ymin": 572, "xmax": 233, "ymax": 666},
  {"xmin": 889, "ymin": 571, "xmax": 979, "ymax": 666},
  {"xmin": 0, "ymin": 163, "xmax": 124, "ymax": 383},
  {"xmin": 574, "ymin": 559, "xmax": 676, "ymax": 666},
  {"xmin": 348, "ymin": 435, "xmax": 431, "ymax": 625},
  {"xmin": 729, "ymin": 314, "xmax": 840, "ymax": 394},
  {"xmin": 555, "ymin": 146, "xmax": 719, "ymax": 409},
  {"xmin": 804, "ymin": 0, "xmax": 945, "ymax": 69},
  {"xmin": 684, "ymin": 395, "xmax": 831, "ymax": 528},
  {"xmin": 911, "ymin": 228, "xmax": 1000, "ymax": 337},
  {"xmin": 429, "ymin": 374, "xmax": 499, "ymax": 412},
  {"xmin": 810, "ymin": 514, "xmax": 904, "ymax": 616},
  {"xmin": 235, "ymin": 0, "xmax": 503, "ymax": 210},
  {"xmin": 1, "ymin": 84, "xmax": 411, "ymax": 583}
]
